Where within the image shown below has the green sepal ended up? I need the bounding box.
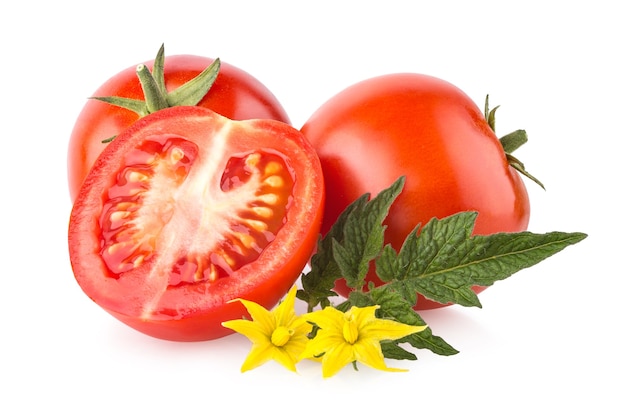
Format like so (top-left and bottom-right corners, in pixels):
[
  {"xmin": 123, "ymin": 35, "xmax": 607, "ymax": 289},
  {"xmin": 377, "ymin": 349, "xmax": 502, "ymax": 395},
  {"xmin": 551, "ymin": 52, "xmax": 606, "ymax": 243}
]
[
  {"xmin": 152, "ymin": 43, "xmax": 167, "ymax": 96},
  {"xmin": 90, "ymin": 96, "xmax": 148, "ymax": 117},
  {"xmin": 484, "ymin": 95, "xmax": 500, "ymax": 132},
  {"xmin": 499, "ymin": 129, "xmax": 528, "ymax": 154},
  {"xmin": 166, "ymin": 58, "xmax": 221, "ymax": 107},
  {"xmin": 506, "ymin": 153, "xmax": 546, "ymax": 190}
]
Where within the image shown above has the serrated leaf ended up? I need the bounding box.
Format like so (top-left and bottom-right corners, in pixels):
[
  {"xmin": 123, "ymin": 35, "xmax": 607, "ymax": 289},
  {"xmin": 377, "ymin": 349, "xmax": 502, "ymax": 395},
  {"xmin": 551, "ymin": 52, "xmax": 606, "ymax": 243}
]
[
  {"xmin": 384, "ymin": 212, "xmax": 588, "ymax": 307},
  {"xmin": 381, "ymin": 342, "xmax": 417, "ymax": 361},
  {"xmin": 297, "ymin": 175, "xmax": 587, "ymax": 361},
  {"xmin": 369, "ymin": 287, "xmax": 459, "ymax": 356},
  {"xmin": 298, "ymin": 194, "xmax": 369, "ymax": 310},
  {"xmin": 374, "ymin": 244, "xmax": 398, "ymax": 283},
  {"xmin": 333, "ymin": 176, "xmax": 404, "ymax": 288}
]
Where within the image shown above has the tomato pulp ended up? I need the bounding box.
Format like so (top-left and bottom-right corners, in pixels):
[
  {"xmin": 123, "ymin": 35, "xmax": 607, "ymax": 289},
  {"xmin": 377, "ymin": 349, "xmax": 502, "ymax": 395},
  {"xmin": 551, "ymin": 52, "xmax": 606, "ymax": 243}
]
[
  {"xmin": 67, "ymin": 54, "xmax": 290, "ymax": 202},
  {"xmin": 301, "ymin": 73, "xmax": 530, "ymax": 309},
  {"xmin": 69, "ymin": 106, "xmax": 324, "ymax": 341}
]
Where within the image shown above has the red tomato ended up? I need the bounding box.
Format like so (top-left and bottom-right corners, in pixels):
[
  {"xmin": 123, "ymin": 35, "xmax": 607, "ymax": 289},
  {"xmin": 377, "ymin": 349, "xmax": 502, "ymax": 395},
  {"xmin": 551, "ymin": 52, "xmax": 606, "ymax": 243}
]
[
  {"xmin": 67, "ymin": 54, "xmax": 290, "ymax": 202},
  {"xmin": 68, "ymin": 106, "xmax": 324, "ymax": 341},
  {"xmin": 301, "ymin": 73, "xmax": 530, "ymax": 310}
]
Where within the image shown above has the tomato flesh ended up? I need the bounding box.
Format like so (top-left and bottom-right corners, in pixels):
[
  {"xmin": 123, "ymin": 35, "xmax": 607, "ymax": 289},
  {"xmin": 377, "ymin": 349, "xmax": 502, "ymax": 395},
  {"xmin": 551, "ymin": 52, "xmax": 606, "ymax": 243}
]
[
  {"xmin": 69, "ymin": 106, "xmax": 324, "ymax": 341},
  {"xmin": 301, "ymin": 73, "xmax": 530, "ymax": 309}
]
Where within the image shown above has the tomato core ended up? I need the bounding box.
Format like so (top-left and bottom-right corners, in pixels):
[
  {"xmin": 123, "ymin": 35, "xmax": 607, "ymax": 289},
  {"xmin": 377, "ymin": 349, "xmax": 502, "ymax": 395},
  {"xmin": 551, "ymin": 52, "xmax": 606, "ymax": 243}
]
[{"xmin": 98, "ymin": 134, "xmax": 296, "ymax": 288}]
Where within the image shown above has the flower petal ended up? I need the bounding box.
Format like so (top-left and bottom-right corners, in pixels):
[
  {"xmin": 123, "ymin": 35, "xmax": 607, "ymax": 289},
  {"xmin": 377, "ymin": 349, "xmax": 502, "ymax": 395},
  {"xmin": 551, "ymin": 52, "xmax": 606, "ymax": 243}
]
[
  {"xmin": 300, "ymin": 325, "xmax": 345, "ymax": 356},
  {"xmin": 302, "ymin": 306, "xmax": 345, "ymax": 332},
  {"xmin": 282, "ymin": 326, "xmax": 310, "ymax": 356},
  {"xmin": 360, "ymin": 318, "xmax": 427, "ymax": 342},
  {"xmin": 273, "ymin": 286, "xmax": 298, "ymax": 327},
  {"xmin": 240, "ymin": 342, "xmax": 275, "ymax": 373},
  {"xmin": 271, "ymin": 346, "xmax": 299, "ymax": 372},
  {"xmin": 321, "ymin": 342, "xmax": 355, "ymax": 378},
  {"xmin": 221, "ymin": 319, "xmax": 270, "ymax": 344},
  {"xmin": 352, "ymin": 339, "xmax": 407, "ymax": 373},
  {"xmin": 349, "ymin": 305, "xmax": 380, "ymax": 329},
  {"xmin": 237, "ymin": 299, "xmax": 276, "ymax": 334}
]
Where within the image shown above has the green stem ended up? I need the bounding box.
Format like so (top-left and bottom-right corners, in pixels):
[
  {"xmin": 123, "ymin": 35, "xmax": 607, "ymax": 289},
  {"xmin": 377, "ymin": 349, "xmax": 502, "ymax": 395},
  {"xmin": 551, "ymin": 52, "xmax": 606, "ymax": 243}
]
[{"xmin": 136, "ymin": 63, "xmax": 169, "ymax": 113}]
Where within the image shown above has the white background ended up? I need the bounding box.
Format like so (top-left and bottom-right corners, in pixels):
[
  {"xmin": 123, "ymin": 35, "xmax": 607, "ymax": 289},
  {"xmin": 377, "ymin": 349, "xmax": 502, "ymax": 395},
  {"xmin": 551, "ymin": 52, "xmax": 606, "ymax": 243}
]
[{"xmin": 1, "ymin": 1, "xmax": 623, "ymax": 406}]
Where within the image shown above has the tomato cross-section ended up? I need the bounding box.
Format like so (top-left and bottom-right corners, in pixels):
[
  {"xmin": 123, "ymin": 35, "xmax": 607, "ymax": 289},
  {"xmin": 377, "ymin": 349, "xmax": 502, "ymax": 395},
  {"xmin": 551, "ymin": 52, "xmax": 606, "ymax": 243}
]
[{"xmin": 69, "ymin": 106, "xmax": 324, "ymax": 341}]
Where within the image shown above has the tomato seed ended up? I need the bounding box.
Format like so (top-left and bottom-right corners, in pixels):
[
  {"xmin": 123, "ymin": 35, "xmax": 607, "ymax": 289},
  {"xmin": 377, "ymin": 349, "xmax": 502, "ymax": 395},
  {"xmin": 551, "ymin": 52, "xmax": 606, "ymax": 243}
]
[{"xmin": 264, "ymin": 175, "xmax": 284, "ymax": 188}]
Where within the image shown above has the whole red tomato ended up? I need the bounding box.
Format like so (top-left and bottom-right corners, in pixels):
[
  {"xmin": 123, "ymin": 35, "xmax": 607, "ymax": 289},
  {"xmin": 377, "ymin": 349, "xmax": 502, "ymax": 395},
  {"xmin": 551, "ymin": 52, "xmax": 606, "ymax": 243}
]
[
  {"xmin": 69, "ymin": 106, "xmax": 324, "ymax": 341},
  {"xmin": 67, "ymin": 47, "xmax": 290, "ymax": 202},
  {"xmin": 301, "ymin": 73, "xmax": 533, "ymax": 309}
]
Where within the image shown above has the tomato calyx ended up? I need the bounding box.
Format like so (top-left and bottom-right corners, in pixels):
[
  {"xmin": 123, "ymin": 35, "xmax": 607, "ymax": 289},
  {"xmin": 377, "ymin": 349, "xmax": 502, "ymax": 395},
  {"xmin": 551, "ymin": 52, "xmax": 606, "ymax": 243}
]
[
  {"xmin": 94, "ymin": 44, "xmax": 221, "ymax": 143},
  {"xmin": 485, "ymin": 95, "xmax": 545, "ymax": 190}
]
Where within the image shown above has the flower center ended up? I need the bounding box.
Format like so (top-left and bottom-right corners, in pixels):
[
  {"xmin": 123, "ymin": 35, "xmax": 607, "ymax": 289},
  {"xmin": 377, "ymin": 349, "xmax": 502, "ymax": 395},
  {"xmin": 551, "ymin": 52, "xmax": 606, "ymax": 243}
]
[
  {"xmin": 271, "ymin": 326, "xmax": 292, "ymax": 347},
  {"xmin": 342, "ymin": 315, "xmax": 359, "ymax": 344}
]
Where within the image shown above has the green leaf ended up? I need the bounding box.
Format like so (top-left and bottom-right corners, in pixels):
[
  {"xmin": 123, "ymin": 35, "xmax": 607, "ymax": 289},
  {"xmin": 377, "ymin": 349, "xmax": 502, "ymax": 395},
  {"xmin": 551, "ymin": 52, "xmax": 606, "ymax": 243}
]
[
  {"xmin": 370, "ymin": 287, "xmax": 458, "ymax": 356},
  {"xmin": 382, "ymin": 212, "xmax": 587, "ymax": 307},
  {"xmin": 380, "ymin": 342, "xmax": 418, "ymax": 361},
  {"xmin": 297, "ymin": 194, "xmax": 369, "ymax": 311},
  {"xmin": 299, "ymin": 177, "xmax": 403, "ymax": 311},
  {"xmin": 332, "ymin": 176, "xmax": 404, "ymax": 289},
  {"xmin": 297, "ymin": 175, "xmax": 587, "ymax": 361}
]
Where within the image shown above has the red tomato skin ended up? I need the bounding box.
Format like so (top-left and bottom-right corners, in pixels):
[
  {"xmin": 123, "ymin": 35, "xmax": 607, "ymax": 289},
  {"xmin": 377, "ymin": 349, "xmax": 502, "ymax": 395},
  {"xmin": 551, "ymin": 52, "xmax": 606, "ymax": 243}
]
[
  {"xmin": 67, "ymin": 55, "xmax": 290, "ymax": 202},
  {"xmin": 69, "ymin": 106, "xmax": 324, "ymax": 341},
  {"xmin": 301, "ymin": 73, "xmax": 530, "ymax": 309}
]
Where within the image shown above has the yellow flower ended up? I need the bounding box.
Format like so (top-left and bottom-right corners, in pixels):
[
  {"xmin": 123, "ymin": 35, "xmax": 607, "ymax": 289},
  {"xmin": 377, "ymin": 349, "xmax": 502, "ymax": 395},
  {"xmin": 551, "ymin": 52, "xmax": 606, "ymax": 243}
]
[
  {"xmin": 300, "ymin": 305, "xmax": 426, "ymax": 378},
  {"xmin": 222, "ymin": 286, "xmax": 310, "ymax": 373}
]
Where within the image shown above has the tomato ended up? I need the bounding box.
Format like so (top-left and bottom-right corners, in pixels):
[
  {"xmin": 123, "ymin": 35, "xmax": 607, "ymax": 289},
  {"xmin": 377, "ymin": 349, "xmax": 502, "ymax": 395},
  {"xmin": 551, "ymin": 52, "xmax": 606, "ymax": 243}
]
[
  {"xmin": 301, "ymin": 73, "xmax": 531, "ymax": 310},
  {"xmin": 67, "ymin": 51, "xmax": 290, "ymax": 202},
  {"xmin": 68, "ymin": 106, "xmax": 324, "ymax": 341}
]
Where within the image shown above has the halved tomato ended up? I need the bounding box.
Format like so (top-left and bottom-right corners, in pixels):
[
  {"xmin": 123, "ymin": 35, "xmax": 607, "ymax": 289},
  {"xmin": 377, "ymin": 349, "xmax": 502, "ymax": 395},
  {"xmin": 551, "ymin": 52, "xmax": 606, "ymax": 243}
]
[{"xmin": 68, "ymin": 106, "xmax": 324, "ymax": 341}]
